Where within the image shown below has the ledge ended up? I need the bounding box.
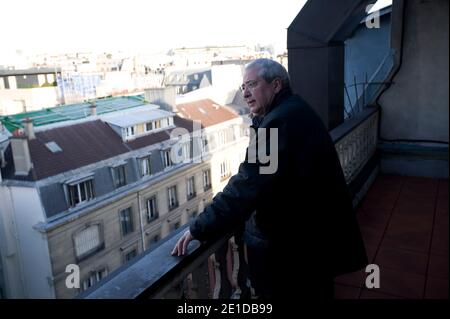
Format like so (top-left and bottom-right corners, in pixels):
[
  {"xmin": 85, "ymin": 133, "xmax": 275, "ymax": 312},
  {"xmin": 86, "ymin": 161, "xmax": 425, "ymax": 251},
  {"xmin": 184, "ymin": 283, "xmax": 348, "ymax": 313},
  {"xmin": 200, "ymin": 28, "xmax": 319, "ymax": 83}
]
[{"xmin": 77, "ymin": 224, "xmax": 233, "ymax": 299}]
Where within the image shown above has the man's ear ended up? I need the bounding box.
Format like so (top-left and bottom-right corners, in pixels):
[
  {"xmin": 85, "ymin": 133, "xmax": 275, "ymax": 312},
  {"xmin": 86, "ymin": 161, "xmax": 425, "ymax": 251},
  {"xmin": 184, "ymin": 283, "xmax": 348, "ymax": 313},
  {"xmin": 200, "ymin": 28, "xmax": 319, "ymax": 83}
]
[{"xmin": 273, "ymin": 78, "xmax": 282, "ymax": 94}]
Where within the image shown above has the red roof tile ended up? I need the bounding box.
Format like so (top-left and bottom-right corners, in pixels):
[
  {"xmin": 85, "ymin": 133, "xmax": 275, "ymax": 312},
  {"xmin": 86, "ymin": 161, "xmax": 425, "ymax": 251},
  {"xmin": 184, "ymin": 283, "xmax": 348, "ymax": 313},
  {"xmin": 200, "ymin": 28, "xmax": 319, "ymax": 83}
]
[{"xmin": 176, "ymin": 99, "xmax": 238, "ymax": 127}]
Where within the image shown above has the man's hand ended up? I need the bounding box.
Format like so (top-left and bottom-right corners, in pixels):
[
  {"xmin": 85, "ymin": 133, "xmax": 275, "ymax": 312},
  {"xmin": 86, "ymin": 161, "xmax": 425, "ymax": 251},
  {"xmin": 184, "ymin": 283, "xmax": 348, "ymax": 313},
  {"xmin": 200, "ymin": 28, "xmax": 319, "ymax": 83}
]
[{"xmin": 171, "ymin": 230, "xmax": 194, "ymax": 256}]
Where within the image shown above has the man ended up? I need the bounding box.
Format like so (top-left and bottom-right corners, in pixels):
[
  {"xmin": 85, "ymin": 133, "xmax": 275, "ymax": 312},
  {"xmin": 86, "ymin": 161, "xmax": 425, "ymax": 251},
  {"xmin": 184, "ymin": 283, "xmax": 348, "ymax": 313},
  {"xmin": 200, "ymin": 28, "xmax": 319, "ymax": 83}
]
[{"xmin": 172, "ymin": 58, "xmax": 368, "ymax": 299}]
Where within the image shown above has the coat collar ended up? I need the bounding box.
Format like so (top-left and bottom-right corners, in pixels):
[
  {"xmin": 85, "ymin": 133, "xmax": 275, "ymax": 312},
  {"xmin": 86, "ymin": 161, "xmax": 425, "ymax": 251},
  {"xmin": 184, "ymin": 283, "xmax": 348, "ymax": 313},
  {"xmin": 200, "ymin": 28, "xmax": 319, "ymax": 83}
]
[{"xmin": 250, "ymin": 86, "xmax": 293, "ymax": 128}]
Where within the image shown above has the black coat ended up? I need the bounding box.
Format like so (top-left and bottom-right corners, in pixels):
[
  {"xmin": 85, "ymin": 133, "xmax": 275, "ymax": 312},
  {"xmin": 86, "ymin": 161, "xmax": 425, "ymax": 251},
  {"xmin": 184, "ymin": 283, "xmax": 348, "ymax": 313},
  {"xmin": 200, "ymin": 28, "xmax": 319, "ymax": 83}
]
[{"xmin": 190, "ymin": 90, "xmax": 368, "ymax": 296}]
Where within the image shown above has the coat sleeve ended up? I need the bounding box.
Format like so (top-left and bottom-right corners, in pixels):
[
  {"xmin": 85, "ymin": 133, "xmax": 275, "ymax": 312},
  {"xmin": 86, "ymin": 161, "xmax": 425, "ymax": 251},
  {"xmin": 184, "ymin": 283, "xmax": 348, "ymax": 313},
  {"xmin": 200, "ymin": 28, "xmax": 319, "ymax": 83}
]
[{"xmin": 190, "ymin": 118, "xmax": 290, "ymax": 241}]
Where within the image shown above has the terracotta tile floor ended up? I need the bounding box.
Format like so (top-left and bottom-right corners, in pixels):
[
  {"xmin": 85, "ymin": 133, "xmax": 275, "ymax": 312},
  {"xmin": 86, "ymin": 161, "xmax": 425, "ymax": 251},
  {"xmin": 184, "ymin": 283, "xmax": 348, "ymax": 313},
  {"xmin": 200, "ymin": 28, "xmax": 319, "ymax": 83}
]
[{"xmin": 334, "ymin": 175, "xmax": 449, "ymax": 299}]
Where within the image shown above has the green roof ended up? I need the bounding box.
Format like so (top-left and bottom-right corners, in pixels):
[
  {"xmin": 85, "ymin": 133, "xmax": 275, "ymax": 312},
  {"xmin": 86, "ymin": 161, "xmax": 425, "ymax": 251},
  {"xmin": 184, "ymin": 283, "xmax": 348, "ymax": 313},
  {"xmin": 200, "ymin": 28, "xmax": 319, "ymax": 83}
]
[{"xmin": 0, "ymin": 94, "xmax": 146, "ymax": 132}]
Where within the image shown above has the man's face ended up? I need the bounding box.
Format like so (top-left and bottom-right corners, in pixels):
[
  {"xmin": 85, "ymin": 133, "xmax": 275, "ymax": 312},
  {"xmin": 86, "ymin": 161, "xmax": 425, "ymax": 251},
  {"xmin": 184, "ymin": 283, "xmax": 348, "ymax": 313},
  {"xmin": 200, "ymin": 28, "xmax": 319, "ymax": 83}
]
[{"xmin": 242, "ymin": 66, "xmax": 281, "ymax": 116}]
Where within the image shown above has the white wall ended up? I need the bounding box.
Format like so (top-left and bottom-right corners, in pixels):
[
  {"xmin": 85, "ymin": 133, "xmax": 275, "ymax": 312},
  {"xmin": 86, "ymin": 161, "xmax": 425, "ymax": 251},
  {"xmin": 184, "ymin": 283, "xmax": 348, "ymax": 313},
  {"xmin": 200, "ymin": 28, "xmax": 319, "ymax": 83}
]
[
  {"xmin": 176, "ymin": 64, "xmax": 244, "ymax": 106},
  {"xmin": 0, "ymin": 87, "xmax": 60, "ymax": 115},
  {"xmin": 1, "ymin": 186, "xmax": 54, "ymax": 298},
  {"xmin": 0, "ymin": 186, "xmax": 25, "ymax": 298},
  {"xmin": 204, "ymin": 117, "xmax": 249, "ymax": 195}
]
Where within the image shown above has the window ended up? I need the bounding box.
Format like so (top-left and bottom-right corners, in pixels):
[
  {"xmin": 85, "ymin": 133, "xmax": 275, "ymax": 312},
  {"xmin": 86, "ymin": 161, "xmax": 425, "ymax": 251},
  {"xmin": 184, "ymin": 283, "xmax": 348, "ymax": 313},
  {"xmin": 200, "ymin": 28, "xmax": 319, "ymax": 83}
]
[
  {"xmin": 208, "ymin": 134, "xmax": 217, "ymax": 151},
  {"xmin": 181, "ymin": 143, "xmax": 190, "ymax": 162},
  {"xmin": 203, "ymin": 169, "xmax": 211, "ymax": 190},
  {"xmin": 112, "ymin": 165, "xmax": 127, "ymax": 188},
  {"xmin": 81, "ymin": 268, "xmax": 108, "ymax": 291},
  {"xmin": 145, "ymin": 122, "xmax": 153, "ymax": 131},
  {"xmin": 125, "ymin": 126, "xmax": 135, "ymax": 138},
  {"xmin": 125, "ymin": 249, "xmax": 137, "ymax": 262},
  {"xmin": 74, "ymin": 224, "xmax": 103, "ymax": 261},
  {"xmin": 140, "ymin": 156, "xmax": 152, "ymax": 176},
  {"xmin": 119, "ymin": 207, "xmax": 134, "ymax": 236},
  {"xmin": 187, "ymin": 176, "xmax": 196, "ymax": 200},
  {"xmin": 219, "ymin": 130, "xmax": 226, "ymax": 146},
  {"xmin": 168, "ymin": 186, "xmax": 178, "ymax": 210},
  {"xmin": 148, "ymin": 234, "xmax": 160, "ymax": 249},
  {"xmin": 154, "ymin": 120, "xmax": 161, "ymax": 129},
  {"xmin": 170, "ymin": 221, "xmax": 181, "ymax": 231},
  {"xmin": 146, "ymin": 196, "xmax": 158, "ymax": 222},
  {"xmin": 220, "ymin": 161, "xmax": 231, "ymax": 180},
  {"xmin": 202, "ymin": 137, "xmax": 209, "ymax": 153},
  {"xmin": 227, "ymin": 127, "xmax": 235, "ymax": 142},
  {"xmin": 68, "ymin": 179, "xmax": 95, "ymax": 207},
  {"xmin": 172, "ymin": 142, "xmax": 190, "ymax": 164},
  {"xmin": 162, "ymin": 150, "xmax": 172, "ymax": 168},
  {"xmin": 189, "ymin": 210, "xmax": 198, "ymax": 221}
]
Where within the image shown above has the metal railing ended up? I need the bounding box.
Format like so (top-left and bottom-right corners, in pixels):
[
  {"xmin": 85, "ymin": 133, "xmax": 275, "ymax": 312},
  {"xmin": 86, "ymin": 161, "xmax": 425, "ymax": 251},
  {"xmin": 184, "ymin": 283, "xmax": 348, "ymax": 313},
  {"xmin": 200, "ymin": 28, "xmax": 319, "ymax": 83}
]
[{"xmin": 331, "ymin": 106, "xmax": 379, "ymax": 184}]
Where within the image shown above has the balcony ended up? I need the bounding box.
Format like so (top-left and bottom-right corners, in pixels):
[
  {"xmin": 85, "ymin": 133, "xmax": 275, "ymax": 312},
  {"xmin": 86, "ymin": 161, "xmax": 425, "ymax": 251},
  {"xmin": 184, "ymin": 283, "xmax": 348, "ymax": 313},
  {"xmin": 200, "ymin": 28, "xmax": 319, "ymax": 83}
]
[
  {"xmin": 335, "ymin": 175, "xmax": 448, "ymax": 299},
  {"xmin": 78, "ymin": 0, "xmax": 448, "ymax": 301},
  {"xmin": 78, "ymin": 101, "xmax": 447, "ymax": 300}
]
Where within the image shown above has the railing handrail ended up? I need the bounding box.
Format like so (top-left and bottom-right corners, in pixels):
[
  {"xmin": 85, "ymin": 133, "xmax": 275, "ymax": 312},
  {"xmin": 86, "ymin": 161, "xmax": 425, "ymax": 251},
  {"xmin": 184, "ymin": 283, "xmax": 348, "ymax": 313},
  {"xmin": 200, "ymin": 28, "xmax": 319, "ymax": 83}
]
[
  {"xmin": 330, "ymin": 105, "xmax": 378, "ymax": 144},
  {"xmin": 77, "ymin": 223, "xmax": 234, "ymax": 299}
]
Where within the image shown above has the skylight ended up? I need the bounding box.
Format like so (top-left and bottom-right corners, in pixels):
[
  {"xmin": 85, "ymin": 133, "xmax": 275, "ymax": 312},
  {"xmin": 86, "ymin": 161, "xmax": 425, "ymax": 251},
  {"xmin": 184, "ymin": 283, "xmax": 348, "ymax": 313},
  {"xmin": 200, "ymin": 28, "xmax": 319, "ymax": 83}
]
[{"xmin": 45, "ymin": 141, "xmax": 62, "ymax": 153}]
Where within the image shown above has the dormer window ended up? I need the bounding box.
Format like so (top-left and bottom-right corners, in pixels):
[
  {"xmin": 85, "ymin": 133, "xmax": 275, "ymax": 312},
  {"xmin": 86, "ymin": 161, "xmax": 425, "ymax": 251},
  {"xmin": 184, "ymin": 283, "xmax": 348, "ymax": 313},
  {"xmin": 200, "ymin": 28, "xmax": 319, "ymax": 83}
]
[
  {"xmin": 66, "ymin": 176, "xmax": 95, "ymax": 208},
  {"xmin": 104, "ymin": 108, "xmax": 174, "ymax": 141},
  {"xmin": 111, "ymin": 163, "xmax": 127, "ymax": 188},
  {"xmin": 139, "ymin": 155, "xmax": 152, "ymax": 176},
  {"xmin": 125, "ymin": 126, "xmax": 135, "ymax": 138},
  {"xmin": 162, "ymin": 150, "xmax": 172, "ymax": 169}
]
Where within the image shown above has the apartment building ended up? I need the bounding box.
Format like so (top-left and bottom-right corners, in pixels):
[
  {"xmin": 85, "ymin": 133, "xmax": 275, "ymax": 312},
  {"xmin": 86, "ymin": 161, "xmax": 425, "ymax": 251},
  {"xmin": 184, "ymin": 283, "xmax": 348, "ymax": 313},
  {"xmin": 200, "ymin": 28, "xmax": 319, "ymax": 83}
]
[
  {"xmin": 0, "ymin": 94, "xmax": 248, "ymax": 298},
  {"xmin": 0, "ymin": 68, "xmax": 62, "ymax": 116}
]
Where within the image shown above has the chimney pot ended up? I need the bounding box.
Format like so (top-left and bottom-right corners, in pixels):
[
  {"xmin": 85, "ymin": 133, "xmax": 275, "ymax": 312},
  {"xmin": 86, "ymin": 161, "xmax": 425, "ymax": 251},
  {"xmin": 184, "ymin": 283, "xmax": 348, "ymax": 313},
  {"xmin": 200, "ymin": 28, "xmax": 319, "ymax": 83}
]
[
  {"xmin": 90, "ymin": 101, "xmax": 97, "ymax": 116},
  {"xmin": 11, "ymin": 130, "xmax": 32, "ymax": 176},
  {"xmin": 23, "ymin": 117, "xmax": 35, "ymax": 140}
]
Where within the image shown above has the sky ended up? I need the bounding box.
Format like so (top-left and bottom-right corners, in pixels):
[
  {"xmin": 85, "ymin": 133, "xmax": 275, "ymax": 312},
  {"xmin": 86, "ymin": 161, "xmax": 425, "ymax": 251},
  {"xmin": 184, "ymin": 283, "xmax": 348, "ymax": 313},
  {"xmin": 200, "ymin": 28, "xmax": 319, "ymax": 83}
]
[
  {"xmin": 1, "ymin": 0, "xmax": 391, "ymax": 64},
  {"xmin": 1, "ymin": 0, "xmax": 307, "ymax": 62}
]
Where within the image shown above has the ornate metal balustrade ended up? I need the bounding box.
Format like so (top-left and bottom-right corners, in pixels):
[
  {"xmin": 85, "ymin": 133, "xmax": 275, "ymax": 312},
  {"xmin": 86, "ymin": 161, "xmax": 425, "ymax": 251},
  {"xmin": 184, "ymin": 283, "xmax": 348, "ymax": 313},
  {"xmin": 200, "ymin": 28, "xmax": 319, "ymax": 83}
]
[{"xmin": 331, "ymin": 106, "xmax": 379, "ymax": 184}]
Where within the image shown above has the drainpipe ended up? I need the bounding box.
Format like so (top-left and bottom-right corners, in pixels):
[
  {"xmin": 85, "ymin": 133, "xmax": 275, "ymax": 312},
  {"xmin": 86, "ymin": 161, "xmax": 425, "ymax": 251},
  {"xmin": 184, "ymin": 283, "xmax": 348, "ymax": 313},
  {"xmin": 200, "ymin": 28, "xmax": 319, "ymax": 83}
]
[{"xmin": 137, "ymin": 192, "xmax": 146, "ymax": 251}]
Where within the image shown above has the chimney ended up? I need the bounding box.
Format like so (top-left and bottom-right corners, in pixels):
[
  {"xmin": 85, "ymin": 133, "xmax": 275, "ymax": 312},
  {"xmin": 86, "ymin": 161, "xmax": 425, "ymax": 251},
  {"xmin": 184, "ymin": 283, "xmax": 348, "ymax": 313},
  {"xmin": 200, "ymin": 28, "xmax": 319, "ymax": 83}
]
[
  {"xmin": 23, "ymin": 117, "xmax": 35, "ymax": 140},
  {"xmin": 11, "ymin": 129, "xmax": 33, "ymax": 176},
  {"xmin": 144, "ymin": 87, "xmax": 177, "ymax": 112},
  {"xmin": 90, "ymin": 101, "xmax": 97, "ymax": 116}
]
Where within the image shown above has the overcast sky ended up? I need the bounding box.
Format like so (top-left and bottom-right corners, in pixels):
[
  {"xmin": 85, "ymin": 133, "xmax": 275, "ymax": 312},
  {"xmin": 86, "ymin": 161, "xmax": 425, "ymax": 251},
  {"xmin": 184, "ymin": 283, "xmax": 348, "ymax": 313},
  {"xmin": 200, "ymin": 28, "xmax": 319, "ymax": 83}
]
[
  {"xmin": 2, "ymin": 0, "xmax": 306, "ymax": 58},
  {"xmin": 1, "ymin": 0, "xmax": 391, "ymax": 63}
]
